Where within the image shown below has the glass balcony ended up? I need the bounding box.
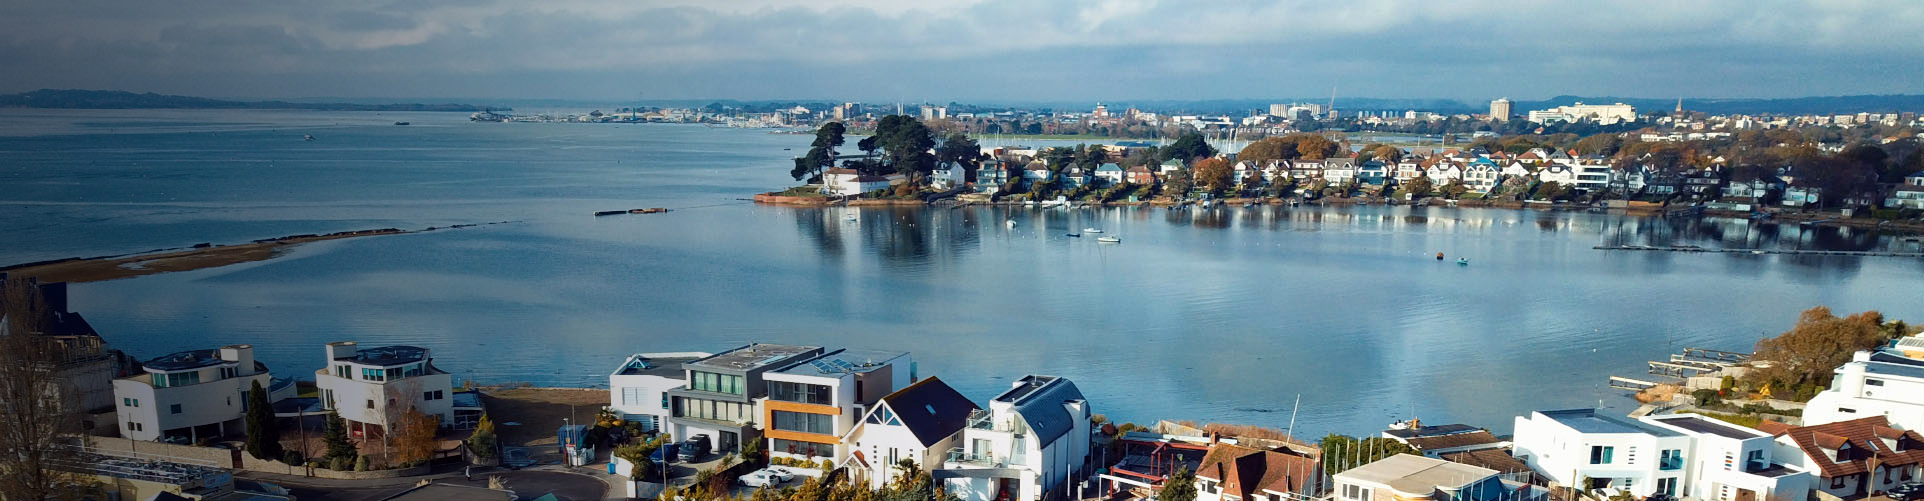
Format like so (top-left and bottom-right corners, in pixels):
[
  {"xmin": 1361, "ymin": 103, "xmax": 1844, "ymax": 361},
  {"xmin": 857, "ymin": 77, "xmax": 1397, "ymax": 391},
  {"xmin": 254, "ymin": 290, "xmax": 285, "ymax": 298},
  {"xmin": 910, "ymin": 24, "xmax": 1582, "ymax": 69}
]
[
  {"xmin": 967, "ymin": 409, "xmax": 1014, "ymax": 432},
  {"xmin": 946, "ymin": 447, "xmax": 1004, "ymax": 468}
]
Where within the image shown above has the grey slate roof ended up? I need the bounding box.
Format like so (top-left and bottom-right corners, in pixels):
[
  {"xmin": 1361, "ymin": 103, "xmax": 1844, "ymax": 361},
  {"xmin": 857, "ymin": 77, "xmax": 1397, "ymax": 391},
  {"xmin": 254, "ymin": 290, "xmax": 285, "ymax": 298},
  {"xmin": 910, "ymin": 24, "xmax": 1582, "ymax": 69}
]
[
  {"xmin": 879, "ymin": 377, "xmax": 980, "ymax": 447},
  {"xmin": 995, "ymin": 375, "xmax": 1086, "ymax": 445}
]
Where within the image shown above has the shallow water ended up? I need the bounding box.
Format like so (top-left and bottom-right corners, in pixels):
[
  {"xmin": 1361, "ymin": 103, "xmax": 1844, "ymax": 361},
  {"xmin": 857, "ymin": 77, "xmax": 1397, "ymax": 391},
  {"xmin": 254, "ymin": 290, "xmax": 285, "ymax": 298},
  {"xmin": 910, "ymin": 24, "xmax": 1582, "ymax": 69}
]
[{"xmin": 4, "ymin": 110, "xmax": 1919, "ymax": 437}]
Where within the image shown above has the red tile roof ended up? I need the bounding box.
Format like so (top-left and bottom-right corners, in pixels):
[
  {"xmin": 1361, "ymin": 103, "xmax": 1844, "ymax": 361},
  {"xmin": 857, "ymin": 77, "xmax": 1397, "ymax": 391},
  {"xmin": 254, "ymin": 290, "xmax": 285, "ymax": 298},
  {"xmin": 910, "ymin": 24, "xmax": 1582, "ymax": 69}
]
[
  {"xmin": 1781, "ymin": 416, "xmax": 1924, "ymax": 478},
  {"xmin": 1196, "ymin": 443, "xmax": 1322, "ymax": 497}
]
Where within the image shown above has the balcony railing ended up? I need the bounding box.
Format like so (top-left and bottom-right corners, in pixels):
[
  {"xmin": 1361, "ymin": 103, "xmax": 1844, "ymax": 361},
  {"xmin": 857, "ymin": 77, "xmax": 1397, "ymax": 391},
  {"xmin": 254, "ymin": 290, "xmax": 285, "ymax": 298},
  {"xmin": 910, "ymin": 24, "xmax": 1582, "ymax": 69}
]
[
  {"xmin": 946, "ymin": 447, "xmax": 1006, "ymax": 468},
  {"xmin": 967, "ymin": 409, "xmax": 1014, "ymax": 432}
]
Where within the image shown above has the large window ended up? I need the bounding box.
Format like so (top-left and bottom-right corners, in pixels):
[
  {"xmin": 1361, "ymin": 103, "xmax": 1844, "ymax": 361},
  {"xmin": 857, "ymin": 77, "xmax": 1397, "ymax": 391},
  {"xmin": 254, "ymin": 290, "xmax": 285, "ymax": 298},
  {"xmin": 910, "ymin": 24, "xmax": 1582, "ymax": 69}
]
[
  {"xmin": 773, "ymin": 438, "xmax": 833, "ymax": 458},
  {"xmin": 1342, "ymin": 484, "xmax": 1365, "ymax": 501},
  {"xmin": 362, "ymin": 368, "xmax": 386, "ymax": 382},
  {"xmin": 772, "ymin": 410, "xmax": 835, "ymax": 435},
  {"xmin": 689, "ymin": 371, "xmax": 744, "ymax": 395},
  {"xmin": 621, "ymin": 387, "xmax": 648, "ymax": 407},
  {"xmin": 1590, "ymin": 446, "xmax": 1614, "ymax": 465},
  {"xmin": 153, "ymin": 371, "xmax": 201, "ymax": 388},
  {"xmin": 1659, "ymin": 449, "xmax": 1683, "ymax": 470},
  {"xmin": 769, "ymin": 381, "xmax": 833, "ymax": 405},
  {"xmin": 677, "ymin": 397, "xmax": 747, "ymax": 422}
]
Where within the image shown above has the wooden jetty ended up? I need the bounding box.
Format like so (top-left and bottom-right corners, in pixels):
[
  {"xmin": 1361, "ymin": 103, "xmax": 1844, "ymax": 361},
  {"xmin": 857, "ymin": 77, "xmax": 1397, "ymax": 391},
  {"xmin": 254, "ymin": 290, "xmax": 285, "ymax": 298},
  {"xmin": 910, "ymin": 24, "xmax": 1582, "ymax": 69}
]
[
  {"xmin": 1610, "ymin": 347, "xmax": 1751, "ymax": 391},
  {"xmin": 1594, "ymin": 245, "xmax": 1924, "ymax": 257},
  {"xmin": 1610, "ymin": 376, "xmax": 1670, "ymax": 391}
]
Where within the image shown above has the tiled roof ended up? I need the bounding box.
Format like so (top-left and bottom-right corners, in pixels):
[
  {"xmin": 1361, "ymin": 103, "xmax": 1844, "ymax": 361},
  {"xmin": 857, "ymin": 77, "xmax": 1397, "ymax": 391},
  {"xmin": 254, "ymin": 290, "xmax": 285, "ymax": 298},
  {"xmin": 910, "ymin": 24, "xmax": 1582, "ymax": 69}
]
[
  {"xmin": 1441, "ymin": 449, "xmax": 1532, "ymax": 475},
  {"xmin": 1197, "ymin": 443, "xmax": 1321, "ymax": 497},
  {"xmin": 1402, "ymin": 431, "xmax": 1502, "ymax": 452},
  {"xmin": 1781, "ymin": 415, "xmax": 1924, "ymax": 478}
]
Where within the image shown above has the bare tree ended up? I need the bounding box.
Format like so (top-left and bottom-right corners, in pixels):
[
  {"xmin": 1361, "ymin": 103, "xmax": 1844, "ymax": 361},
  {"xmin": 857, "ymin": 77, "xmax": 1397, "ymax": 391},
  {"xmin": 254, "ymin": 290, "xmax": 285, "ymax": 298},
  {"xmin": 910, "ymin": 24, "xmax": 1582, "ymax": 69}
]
[
  {"xmin": 384, "ymin": 378, "xmax": 440, "ymax": 468},
  {"xmin": 0, "ymin": 276, "xmax": 90, "ymax": 499}
]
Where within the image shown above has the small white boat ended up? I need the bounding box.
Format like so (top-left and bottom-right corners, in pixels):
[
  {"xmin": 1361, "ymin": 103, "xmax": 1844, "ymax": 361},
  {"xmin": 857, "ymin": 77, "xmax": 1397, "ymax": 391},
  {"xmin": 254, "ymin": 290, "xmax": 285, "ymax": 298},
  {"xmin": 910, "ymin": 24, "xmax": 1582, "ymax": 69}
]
[
  {"xmin": 1096, "ymin": 236, "xmax": 1121, "ymax": 243},
  {"xmin": 303, "ymin": 134, "xmax": 315, "ymax": 141},
  {"xmin": 1005, "ymin": 219, "xmax": 1016, "ymax": 228},
  {"xmin": 845, "ymin": 214, "xmax": 859, "ymax": 222},
  {"xmin": 1082, "ymin": 227, "xmax": 1103, "ymax": 234}
]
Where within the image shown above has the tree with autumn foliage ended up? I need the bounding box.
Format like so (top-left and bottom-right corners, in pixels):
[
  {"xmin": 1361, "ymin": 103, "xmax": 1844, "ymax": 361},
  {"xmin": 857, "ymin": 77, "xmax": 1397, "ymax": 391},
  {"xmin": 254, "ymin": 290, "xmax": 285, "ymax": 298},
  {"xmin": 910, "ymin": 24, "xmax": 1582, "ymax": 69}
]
[
  {"xmin": 1744, "ymin": 307, "xmax": 1912, "ymax": 400},
  {"xmin": 1192, "ymin": 157, "xmax": 1234, "ymax": 195}
]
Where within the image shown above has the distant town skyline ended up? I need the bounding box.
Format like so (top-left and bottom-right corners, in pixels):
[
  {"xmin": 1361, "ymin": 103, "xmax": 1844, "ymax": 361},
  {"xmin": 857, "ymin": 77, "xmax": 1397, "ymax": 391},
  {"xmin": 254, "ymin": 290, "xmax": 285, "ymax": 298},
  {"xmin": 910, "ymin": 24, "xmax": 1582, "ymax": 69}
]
[{"xmin": 2, "ymin": 1, "xmax": 1920, "ymax": 102}]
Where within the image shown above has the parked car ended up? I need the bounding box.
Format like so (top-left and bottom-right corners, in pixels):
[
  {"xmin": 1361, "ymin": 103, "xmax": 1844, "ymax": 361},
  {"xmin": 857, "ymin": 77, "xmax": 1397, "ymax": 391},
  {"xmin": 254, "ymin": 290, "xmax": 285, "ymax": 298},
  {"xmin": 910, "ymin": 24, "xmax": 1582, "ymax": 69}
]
[
  {"xmin": 678, "ymin": 435, "xmax": 711, "ymax": 462},
  {"xmin": 764, "ymin": 466, "xmax": 797, "ymax": 482},
  {"xmin": 1888, "ymin": 482, "xmax": 1924, "ymax": 501},
  {"xmin": 738, "ymin": 469, "xmax": 779, "ymax": 488},
  {"xmin": 649, "ymin": 443, "xmax": 681, "ymax": 464}
]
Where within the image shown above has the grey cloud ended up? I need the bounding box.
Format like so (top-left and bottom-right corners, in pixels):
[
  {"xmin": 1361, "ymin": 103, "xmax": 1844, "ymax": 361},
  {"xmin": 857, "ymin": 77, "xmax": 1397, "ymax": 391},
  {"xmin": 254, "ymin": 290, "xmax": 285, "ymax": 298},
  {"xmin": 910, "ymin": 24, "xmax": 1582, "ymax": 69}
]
[{"xmin": 327, "ymin": 11, "xmax": 418, "ymax": 32}]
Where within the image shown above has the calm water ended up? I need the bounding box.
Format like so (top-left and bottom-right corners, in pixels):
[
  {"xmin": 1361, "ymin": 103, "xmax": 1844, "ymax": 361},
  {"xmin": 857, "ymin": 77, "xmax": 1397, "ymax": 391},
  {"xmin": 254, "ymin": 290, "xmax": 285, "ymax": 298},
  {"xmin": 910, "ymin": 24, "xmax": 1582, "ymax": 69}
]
[{"xmin": 4, "ymin": 109, "xmax": 1921, "ymax": 438}]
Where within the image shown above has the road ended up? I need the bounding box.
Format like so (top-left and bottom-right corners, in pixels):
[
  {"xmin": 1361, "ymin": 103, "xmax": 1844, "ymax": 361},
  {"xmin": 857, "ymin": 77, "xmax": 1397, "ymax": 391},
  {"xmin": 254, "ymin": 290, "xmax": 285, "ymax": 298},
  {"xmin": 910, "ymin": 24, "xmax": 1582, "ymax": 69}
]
[{"xmin": 259, "ymin": 469, "xmax": 610, "ymax": 501}]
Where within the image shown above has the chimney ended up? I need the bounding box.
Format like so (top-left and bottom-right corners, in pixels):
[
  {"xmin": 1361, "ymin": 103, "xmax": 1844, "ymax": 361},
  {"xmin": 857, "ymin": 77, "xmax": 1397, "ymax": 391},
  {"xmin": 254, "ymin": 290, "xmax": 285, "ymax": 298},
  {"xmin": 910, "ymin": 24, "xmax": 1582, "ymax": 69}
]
[{"xmin": 221, "ymin": 344, "xmax": 257, "ymax": 376}]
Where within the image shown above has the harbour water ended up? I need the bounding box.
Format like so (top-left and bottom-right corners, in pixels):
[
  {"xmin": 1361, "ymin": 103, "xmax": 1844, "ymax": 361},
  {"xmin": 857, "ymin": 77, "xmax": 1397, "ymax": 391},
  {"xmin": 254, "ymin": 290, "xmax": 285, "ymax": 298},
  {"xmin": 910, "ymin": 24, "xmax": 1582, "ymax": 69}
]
[{"xmin": 4, "ymin": 109, "xmax": 1921, "ymax": 437}]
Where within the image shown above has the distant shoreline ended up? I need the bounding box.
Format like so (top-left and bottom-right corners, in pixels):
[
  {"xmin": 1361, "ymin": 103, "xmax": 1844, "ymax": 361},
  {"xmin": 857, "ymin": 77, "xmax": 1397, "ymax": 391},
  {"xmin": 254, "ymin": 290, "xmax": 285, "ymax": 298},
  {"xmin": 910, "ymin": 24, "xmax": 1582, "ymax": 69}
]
[
  {"xmin": 0, "ymin": 222, "xmax": 511, "ymax": 283},
  {"xmin": 0, "ymin": 89, "xmax": 503, "ymax": 112}
]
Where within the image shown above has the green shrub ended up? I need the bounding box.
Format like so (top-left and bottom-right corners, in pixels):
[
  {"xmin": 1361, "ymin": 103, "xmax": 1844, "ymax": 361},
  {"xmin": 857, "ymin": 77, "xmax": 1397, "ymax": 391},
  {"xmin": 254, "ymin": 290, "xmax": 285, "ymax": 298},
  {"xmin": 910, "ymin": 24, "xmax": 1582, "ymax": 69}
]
[
  {"xmin": 354, "ymin": 455, "xmax": 370, "ymax": 472},
  {"xmin": 281, "ymin": 451, "xmax": 305, "ymax": 465},
  {"xmin": 328, "ymin": 457, "xmax": 351, "ymax": 471}
]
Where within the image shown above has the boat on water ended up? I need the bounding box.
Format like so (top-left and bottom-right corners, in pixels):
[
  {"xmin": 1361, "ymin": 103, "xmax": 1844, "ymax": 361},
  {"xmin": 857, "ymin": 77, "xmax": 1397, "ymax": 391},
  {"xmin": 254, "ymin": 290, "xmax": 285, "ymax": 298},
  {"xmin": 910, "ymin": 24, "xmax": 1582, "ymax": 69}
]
[
  {"xmin": 303, "ymin": 135, "xmax": 315, "ymax": 141},
  {"xmin": 1065, "ymin": 233, "xmax": 1080, "ymax": 238},
  {"xmin": 393, "ymin": 121, "xmax": 410, "ymax": 126},
  {"xmin": 1082, "ymin": 228, "xmax": 1103, "ymax": 234},
  {"xmin": 1096, "ymin": 236, "xmax": 1121, "ymax": 243},
  {"xmin": 1005, "ymin": 219, "xmax": 1016, "ymax": 228},
  {"xmin": 1457, "ymin": 258, "xmax": 1469, "ymax": 266},
  {"xmin": 1435, "ymin": 252, "xmax": 1445, "ymax": 261}
]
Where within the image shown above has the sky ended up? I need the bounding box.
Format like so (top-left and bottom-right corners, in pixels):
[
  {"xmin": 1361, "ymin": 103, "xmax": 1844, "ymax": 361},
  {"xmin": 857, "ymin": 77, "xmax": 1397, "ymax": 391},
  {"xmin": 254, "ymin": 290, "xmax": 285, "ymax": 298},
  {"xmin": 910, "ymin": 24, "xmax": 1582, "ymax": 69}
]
[{"xmin": 2, "ymin": 0, "xmax": 1922, "ymax": 104}]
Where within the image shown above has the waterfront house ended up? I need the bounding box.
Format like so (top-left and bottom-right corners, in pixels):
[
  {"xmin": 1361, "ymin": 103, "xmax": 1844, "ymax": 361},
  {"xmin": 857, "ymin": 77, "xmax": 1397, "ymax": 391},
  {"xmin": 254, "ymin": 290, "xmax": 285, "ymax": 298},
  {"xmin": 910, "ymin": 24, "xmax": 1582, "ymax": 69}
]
[
  {"xmin": 763, "ymin": 349, "xmax": 913, "ymax": 463},
  {"xmin": 1684, "ymin": 169, "xmax": 1725, "ymax": 195},
  {"xmin": 1160, "ymin": 159, "xmax": 1186, "ymax": 175},
  {"xmin": 113, "ymin": 344, "xmax": 285, "ymax": 442},
  {"xmin": 1289, "ymin": 159, "xmax": 1325, "ymax": 180},
  {"xmin": 1574, "ymin": 158, "xmax": 1612, "ymax": 191},
  {"xmin": 1464, "ymin": 164, "xmax": 1501, "ymax": 193},
  {"xmin": 1194, "ymin": 442, "xmax": 1324, "ymax": 501},
  {"xmin": 1264, "ymin": 160, "xmax": 1291, "ymax": 184},
  {"xmin": 1126, "ymin": 166, "xmax": 1157, "ymax": 185},
  {"xmin": 667, "ymin": 343, "xmax": 824, "ymax": 455},
  {"xmin": 823, "ymin": 168, "xmax": 891, "ymax": 196},
  {"xmin": 1516, "ymin": 150, "xmax": 1544, "ymax": 166},
  {"xmin": 1024, "ymin": 161, "xmax": 1053, "ymax": 182},
  {"xmin": 1640, "ymin": 413, "xmax": 1812, "ymax": 501},
  {"xmin": 1511, "ymin": 409, "xmax": 1692, "ymax": 497},
  {"xmin": 1783, "ymin": 185, "xmax": 1821, "ymax": 207},
  {"xmin": 1767, "ymin": 415, "xmax": 1923, "ymax": 500},
  {"xmin": 1502, "ymin": 161, "xmax": 1534, "ymax": 180},
  {"xmin": 940, "ymin": 375, "xmax": 1092, "ymax": 501},
  {"xmin": 1099, "ymin": 430, "xmax": 1211, "ymax": 498},
  {"xmin": 1323, "ymin": 158, "xmax": 1358, "ymax": 186},
  {"xmin": 978, "ymin": 159, "xmax": 1008, "ymax": 194},
  {"xmin": 1394, "ymin": 159, "xmax": 1424, "ymax": 184},
  {"xmin": 1724, "ymin": 176, "xmax": 1785, "ymax": 200},
  {"xmin": 1537, "ymin": 164, "xmax": 1577, "ymax": 187},
  {"xmin": 1095, "ymin": 163, "xmax": 1126, "ymax": 186},
  {"xmin": 1382, "ymin": 421, "xmax": 1508, "ymax": 458},
  {"xmin": 1425, "ymin": 162, "xmax": 1464, "ymax": 185},
  {"xmin": 1332, "ymin": 454, "xmax": 1546, "ymax": 501},
  {"xmin": 843, "ymin": 377, "xmax": 979, "ymax": 490},
  {"xmin": 1357, "ymin": 161, "xmax": 1389, "ymax": 187},
  {"xmin": 1884, "ymin": 174, "xmax": 1924, "ymax": 209},
  {"xmin": 1804, "ymin": 335, "xmax": 1924, "ymax": 431},
  {"xmin": 607, "ymin": 352, "xmax": 711, "ymax": 432},
  {"xmin": 315, "ymin": 342, "xmax": 455, "ymax": 439},
  {"xmin": 1234, "ymin": 161, "xmax": 1260, "ymax": 183},
  {"xmin": 933, "ymin": 162, "xmax": 968, "ymax": 190}
]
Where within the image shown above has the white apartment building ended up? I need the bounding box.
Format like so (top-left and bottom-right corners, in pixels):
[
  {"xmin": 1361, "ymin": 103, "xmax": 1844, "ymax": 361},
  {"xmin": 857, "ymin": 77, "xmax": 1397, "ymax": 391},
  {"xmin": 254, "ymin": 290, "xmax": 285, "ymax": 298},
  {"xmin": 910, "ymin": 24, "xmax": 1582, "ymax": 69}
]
[
  {"xmin": 1641, "ymin": 414, "xmax": 1811, "ymax": 501},
  {"xmin": 762, "ymin": 349, "xmax": 912, "ymax": 462},
  {"xmin": 1805, "ymin": 335, "xmax": 1924, "ymax": 431},
  {"xmin": 607, "ymin": 352, "xmax": 712, "ymax": 432},
  {"xmin": 941, "ymin": 375, "xmax": 1092, "ymax": 501},
  {"xmin": 315, "ymin": 342, "xmax": 454, "ymax": 438},
  {"xmin": 1526, "ymin": 103, "xmax": 1638, "ymax": 125},
  {"xmin": 844, "ymin": 377, "xmax": 979, "ymax": 490},
  {"xmin": 1512, "ymin": 409, "xmax": 1693, "ymax": 497},
  {"xmin": 112, "ymin": 344, "xmax": 280, "ymax": 442},
  {"xmin": 1332, "ymin": 454, "xmax": 1546, "ymax": 501}
]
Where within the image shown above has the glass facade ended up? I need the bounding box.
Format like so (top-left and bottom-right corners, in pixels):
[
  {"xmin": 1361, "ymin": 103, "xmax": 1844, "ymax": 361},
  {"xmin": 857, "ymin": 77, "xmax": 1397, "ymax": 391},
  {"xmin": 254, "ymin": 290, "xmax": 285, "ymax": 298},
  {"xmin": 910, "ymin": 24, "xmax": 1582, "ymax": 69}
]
[
  {"xmin": 769, "ymin": 381, "xmax": 833, "ymax": 405},
  {"xmin": 689, "ymin": 371, "xmax": 744, "ymax": 395},
  {"xmin": 677, "ymin": 397, "xmax": 748, "ymax": 422},
  {"xmin": 772, "ymin": 410, "xmax": 835, "ymax": 435},
  {"xmin": 152, "ymin": 371, "xmax": 201, "ymax": 388},
  {"xmin": 773, "ymin": 438, "xmax": 833, "ymax": 458}
]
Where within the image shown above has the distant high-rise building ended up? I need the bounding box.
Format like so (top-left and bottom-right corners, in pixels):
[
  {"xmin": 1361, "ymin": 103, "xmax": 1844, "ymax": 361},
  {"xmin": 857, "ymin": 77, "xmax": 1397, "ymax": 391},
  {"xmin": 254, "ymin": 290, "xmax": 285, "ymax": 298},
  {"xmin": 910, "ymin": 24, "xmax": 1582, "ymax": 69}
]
[
  {"xmin": 1093, "ymin": 102, "xmax": 1109, "ymax": 118},
  {"xmin": 1268, "ymin": 103, "xmax": 1290, "ymax": 117},
  {"xmin": 1490, "ymin": 98, "xmax": 1512, "ymax": 121}
]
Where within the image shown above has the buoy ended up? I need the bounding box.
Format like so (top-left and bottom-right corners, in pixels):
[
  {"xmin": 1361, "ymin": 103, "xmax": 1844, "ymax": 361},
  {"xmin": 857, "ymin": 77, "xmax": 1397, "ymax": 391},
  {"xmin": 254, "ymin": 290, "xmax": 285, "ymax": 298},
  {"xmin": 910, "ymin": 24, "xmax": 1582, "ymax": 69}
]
[{"xmin": 1435, "ymin": 252, "xmax": 1444, "ymax": 260}]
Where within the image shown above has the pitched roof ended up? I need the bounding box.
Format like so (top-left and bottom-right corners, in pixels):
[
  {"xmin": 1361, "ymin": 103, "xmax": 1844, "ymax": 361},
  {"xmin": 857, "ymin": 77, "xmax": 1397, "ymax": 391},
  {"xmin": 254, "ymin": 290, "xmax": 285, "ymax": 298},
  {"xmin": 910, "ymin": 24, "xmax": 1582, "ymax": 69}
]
[
  {"xmin": 825, "ymin": 168, "xmax": 859, "ymax": 175},
  {"xmin": 994, "ymin": 375, "xmax": 1086, "ymax": 445},
  {"xmin": 1196, "ymin": 444, "xmax": 1322, "ymax": 497},
  {"xmin": 1441, "ymin": 449, "xmax": 1533, "ymax": 475},
  {"xmin": 1780, "ymin": 415, "xmax": 1924, "ymax": 478},
  {"xmin": 875, "ymin": 377, "xmax": 980, "ymax": 448},
  {"xmin": 1402, "ymin": 431, "xmax": 1502, "ymax": 452}
]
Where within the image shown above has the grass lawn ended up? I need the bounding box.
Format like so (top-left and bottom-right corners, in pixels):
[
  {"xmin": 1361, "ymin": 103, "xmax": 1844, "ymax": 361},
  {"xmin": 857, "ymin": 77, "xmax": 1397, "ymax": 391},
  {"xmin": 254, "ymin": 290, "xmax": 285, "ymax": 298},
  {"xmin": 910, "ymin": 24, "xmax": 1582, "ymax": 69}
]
[{"xmin": 772, "ymin": 186, "xmax": 825, "ymax": 197}]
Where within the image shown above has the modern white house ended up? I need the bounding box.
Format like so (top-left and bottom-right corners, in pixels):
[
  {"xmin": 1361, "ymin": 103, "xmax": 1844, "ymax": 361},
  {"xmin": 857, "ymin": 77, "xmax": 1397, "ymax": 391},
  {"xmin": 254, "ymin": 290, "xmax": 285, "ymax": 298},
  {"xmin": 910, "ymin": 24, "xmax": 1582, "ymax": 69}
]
[
  {"xmin": 843, "ymin": 377, "xmax": 979, "ymax": 490},
  {"xmin": 822, "ymin": 168, "xmax": 892, "ymax": 196},
  {"xmin": 762, "ymin": 349, "xmax": 913, "ymax": 463},
  {"xmin": 1512, "ymin": 409, "xmax": 1693, "ymax": 497},
  {"xmin": 607, "ymin": 352, "xmax": 712, "ymax": 432},
  {"xmin": 1768, "ymin": 415, "xmax": 1924, "ymax": 501},
  {"xmin": 1381, "ymin": 421, "xmax": 1508, "ymax": 458},
  {"xmin": 1805, "ymin": 335, "xmax": 1924, "ymax": 431},
  {"xmin": 112, "ymin": 344, "xmax": 282, "ymax": 442},
  {"xmin": 1640, "ymin": 413, "xmax": 1812, "ymax": 501},
  {"xmin": 940, "ymin": 375, "xmax": 1093, "ymax": 501},
  {"xmin": 1332, "ymin": 454, "xmax": 1546, "ymax": 501},
  {"xmin": 933, "ymin": 162, "xmax": 968, "ymax": 190},
  {"xmin": 314, "ymin": 342, "xmax": 454, "ymax": 439},
  {"xmin": 1194, "ymin": 442, "xmax": 1323, "ymax": 501}
]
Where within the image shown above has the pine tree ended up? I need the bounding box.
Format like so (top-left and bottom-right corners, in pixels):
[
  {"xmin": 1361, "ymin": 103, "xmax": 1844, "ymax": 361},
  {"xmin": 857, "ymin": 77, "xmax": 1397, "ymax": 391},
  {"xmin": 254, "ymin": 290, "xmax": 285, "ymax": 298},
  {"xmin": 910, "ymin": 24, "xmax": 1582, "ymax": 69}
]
[
  {"xmin": 243, "ymin": 380, "xmax": 282, "ymax": 460},
  {"xmin": 322, "ymin": 411, "xmax": 358, "ymax": 466}
]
